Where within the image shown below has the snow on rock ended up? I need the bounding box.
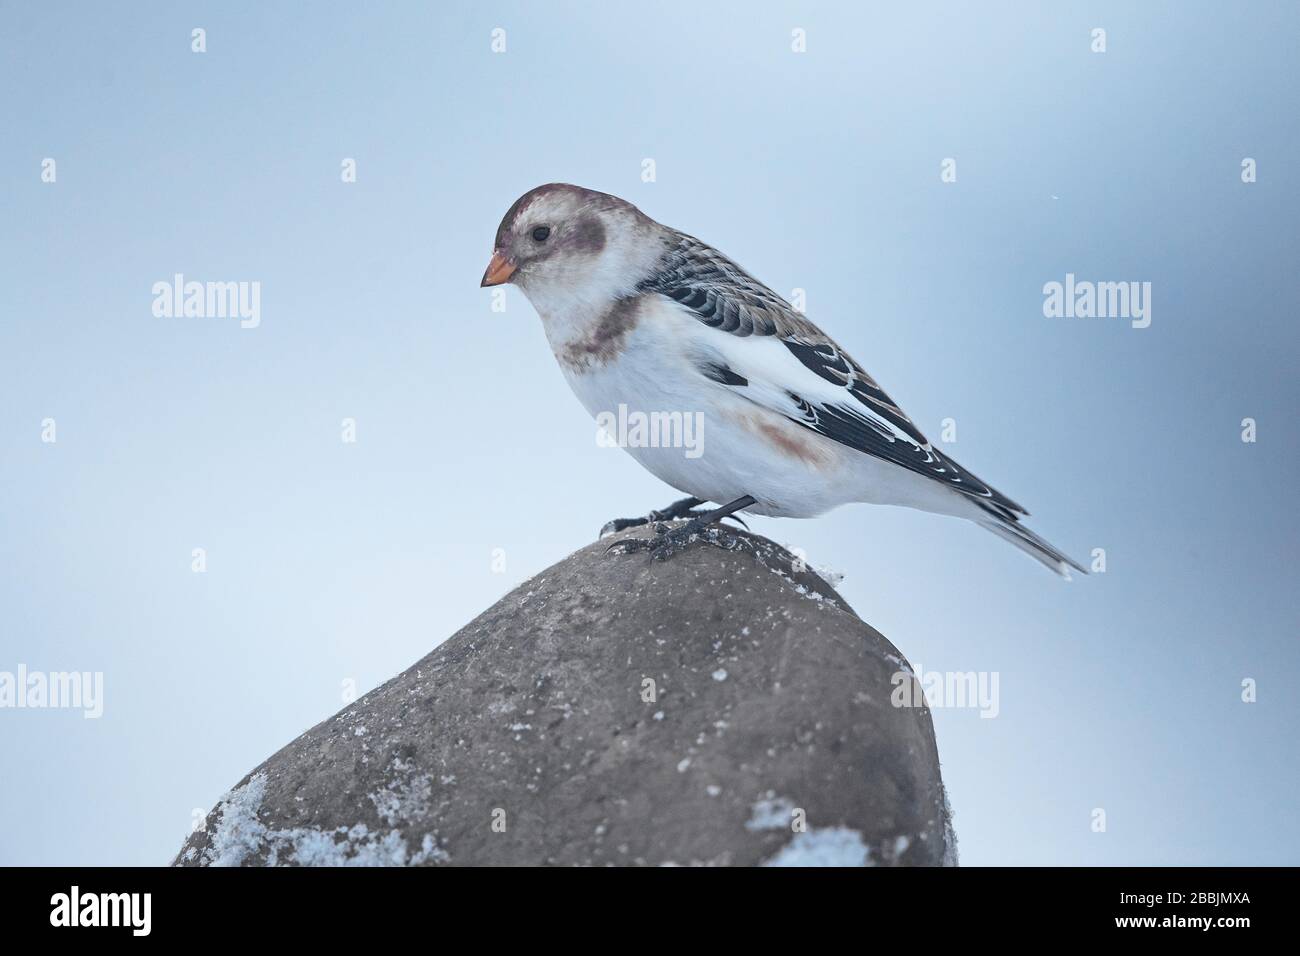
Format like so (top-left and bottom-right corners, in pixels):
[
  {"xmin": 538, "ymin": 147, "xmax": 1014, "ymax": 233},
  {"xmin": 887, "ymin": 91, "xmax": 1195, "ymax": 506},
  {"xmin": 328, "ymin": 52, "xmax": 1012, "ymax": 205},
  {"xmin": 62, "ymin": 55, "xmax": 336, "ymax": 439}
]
[
  {"xmin": 204, "ymin": 772, "xmax": 270, "ymax": 867},
  {"xmin": 941, "ymin": 785, "xmax": 960, "ymax": 867},
  {"xmin": 197, "ymin": 772, "xmax": 449, "ymax": 867},
  {"xmin": 746, "ymin": 795, "xmax": 798, "ymax": 832},
  {"xmin": 763, "ymin": 827, "xmax": 873, "ymax": 867}
]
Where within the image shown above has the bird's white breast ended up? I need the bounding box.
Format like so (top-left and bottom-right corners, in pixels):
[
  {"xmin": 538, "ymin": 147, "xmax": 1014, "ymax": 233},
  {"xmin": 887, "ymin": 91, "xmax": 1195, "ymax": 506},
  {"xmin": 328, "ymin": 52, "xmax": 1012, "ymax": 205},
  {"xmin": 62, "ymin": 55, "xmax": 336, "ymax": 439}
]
[{"xmin": 535, "ymin": 294, "xmax": 871, "ymax": 517}]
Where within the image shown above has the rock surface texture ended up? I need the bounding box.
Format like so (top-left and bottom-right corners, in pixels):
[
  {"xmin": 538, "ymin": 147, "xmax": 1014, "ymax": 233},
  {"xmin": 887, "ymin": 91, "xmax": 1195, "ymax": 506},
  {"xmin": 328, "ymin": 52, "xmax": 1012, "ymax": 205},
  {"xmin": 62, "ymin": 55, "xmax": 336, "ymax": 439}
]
[{"xmin": 175, "ymin": 525, "xmax": 955, "ymax": 866}]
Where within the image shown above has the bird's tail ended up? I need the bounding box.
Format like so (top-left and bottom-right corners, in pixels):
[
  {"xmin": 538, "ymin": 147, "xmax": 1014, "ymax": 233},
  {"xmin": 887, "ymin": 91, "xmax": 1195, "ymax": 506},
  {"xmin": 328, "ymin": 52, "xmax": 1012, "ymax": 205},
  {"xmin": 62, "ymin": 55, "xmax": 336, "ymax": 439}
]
[{"xmin": 974, "ymin": 507, "xmax": 1088, "ymax": 580}]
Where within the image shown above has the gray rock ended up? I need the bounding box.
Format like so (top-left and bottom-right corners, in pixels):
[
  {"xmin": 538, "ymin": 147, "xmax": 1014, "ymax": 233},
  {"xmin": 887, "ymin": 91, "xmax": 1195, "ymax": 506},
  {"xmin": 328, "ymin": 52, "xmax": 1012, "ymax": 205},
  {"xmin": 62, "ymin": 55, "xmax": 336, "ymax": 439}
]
[{"xmin": 174, "ymin": 525, "xmax": 955, "ymax": 867}]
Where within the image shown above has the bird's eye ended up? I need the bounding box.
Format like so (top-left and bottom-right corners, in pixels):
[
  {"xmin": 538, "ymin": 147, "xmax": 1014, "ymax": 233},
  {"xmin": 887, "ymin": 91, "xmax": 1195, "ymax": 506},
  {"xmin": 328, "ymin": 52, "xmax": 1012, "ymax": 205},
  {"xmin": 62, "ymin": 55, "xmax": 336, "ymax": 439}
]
[{"xmin": 531, "ymin": 226, "xmax": 551, "ymax": 242}]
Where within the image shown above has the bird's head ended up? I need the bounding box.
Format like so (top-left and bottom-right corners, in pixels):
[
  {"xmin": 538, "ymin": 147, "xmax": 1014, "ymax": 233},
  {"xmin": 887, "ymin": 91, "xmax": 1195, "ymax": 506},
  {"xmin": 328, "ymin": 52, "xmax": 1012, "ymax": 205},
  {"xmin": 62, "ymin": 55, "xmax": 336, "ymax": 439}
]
[{"xmin": 481, "ymin": 184, "xmax": 664, "ymax": 307}]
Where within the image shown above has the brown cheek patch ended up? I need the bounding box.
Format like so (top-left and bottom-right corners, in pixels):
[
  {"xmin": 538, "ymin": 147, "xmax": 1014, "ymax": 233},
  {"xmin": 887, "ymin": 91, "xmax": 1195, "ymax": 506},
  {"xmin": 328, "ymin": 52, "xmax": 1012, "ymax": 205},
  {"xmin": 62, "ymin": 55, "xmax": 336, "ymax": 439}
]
[
  {"xmin": 567, "ymin": 215, "xmax": 606, "ymax": 254},
  {"xmin": 561, "ymin": 295, "xmax": 641, "ymax": 371}
]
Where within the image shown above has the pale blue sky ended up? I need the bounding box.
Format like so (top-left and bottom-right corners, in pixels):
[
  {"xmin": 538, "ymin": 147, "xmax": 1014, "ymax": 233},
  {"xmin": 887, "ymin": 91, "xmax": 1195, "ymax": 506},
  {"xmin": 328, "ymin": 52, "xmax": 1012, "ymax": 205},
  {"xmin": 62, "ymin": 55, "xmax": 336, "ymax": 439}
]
[{"xmin": 1, "ymin": 1, "xmax": 1297, "ymax": 865}]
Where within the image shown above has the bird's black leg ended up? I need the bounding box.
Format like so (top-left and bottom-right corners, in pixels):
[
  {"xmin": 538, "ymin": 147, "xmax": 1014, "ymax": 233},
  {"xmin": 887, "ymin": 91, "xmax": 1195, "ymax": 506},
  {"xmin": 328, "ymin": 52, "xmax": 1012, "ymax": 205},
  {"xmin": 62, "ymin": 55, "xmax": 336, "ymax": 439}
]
[
  {"xmin": 610, "ymin": 495, "xmax": 757, "ymax": 561},
  {"xmin": 599, "ymin": 496, "xmax": 704, "ymax": 538}
]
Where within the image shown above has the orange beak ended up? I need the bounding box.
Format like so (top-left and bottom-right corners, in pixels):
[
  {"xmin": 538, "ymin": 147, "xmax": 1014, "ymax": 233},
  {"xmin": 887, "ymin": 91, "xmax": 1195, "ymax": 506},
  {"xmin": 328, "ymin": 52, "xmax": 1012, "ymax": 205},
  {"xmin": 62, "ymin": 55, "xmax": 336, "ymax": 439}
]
[{"xmin": 480, "ymin": 250, "xmax": 517, "ymax": 287}]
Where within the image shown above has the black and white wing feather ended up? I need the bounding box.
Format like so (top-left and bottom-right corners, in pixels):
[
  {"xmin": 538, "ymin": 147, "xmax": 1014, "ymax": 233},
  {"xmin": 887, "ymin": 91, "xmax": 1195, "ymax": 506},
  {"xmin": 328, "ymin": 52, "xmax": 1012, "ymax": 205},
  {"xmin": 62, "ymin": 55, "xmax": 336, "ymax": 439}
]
[{"xmin": 640, "ymin": 231, "xmax": 1029, "ymax": 519}]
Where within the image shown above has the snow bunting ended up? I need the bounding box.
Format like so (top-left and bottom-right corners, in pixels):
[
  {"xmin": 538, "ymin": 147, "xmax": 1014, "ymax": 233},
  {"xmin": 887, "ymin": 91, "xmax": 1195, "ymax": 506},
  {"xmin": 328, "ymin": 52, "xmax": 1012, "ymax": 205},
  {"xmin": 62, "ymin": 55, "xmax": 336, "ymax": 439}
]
[{"xmin": 482, "ymin": 183, "xmax": 1085, "ymax": 577}]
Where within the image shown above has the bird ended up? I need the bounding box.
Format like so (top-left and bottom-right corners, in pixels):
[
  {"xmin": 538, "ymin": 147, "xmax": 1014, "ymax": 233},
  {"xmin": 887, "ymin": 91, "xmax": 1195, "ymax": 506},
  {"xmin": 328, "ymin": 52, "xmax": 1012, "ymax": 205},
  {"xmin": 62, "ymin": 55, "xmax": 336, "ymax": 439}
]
[{"xmin": 481, "ymin": 183, "xmax": 1086, "ymax": 578}]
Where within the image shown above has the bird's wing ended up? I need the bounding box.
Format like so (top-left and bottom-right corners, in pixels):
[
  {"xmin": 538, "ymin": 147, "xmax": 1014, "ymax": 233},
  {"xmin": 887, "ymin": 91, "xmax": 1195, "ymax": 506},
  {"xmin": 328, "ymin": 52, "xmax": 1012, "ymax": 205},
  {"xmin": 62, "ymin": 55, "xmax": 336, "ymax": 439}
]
[{"xmin": 641, "ymin": 232, "xmax": 1028, "ymax": 517}]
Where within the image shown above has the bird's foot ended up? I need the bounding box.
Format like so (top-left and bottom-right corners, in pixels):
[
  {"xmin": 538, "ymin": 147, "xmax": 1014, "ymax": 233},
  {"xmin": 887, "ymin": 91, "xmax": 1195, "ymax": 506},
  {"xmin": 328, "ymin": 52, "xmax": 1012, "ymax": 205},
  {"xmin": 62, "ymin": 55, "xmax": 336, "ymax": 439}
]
[
  {"xmin": 608, "ymin": 520, "xmax": 707, "ymax": 561},
  {"xmin": 607, "ymin": 517, "xmax": 749, "ymax": 562},
  {"xmin": 598, "ymin": 496, "xmax": 708, "ymax": 538},
  {"xmin": 599, "ymin": 509, "xmax": 749, "ymax": 539},
  {"xmin": 598, "ymin": 510, "xmax": 699, "ymax": 538}
]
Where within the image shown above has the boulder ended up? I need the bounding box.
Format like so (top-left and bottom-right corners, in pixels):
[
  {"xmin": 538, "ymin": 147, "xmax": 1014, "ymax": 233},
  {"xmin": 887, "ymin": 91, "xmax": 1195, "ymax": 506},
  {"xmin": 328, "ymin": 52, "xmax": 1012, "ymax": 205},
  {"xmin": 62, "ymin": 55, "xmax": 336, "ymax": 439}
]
[{"xmin": 174, "ymin": 525, "xmax": 955, "ymax": 866}]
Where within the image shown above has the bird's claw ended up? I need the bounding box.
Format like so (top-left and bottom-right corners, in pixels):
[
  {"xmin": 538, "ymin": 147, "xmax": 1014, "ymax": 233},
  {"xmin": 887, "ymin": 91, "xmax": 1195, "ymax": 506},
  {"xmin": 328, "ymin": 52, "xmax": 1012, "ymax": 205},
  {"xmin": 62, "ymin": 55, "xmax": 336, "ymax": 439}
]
[
  {"xmin": 607, "ymin": 522, "xmax": 698, "ymax": 560},
  {"xmin": 599, "ymin": 516, "xmax": 644, "ymax": 538},
  {"xmin": 599, "ymin": 508, "xmax": 745, "ymax": 539},
  {"xmin": 599, "ymin": 508, "xmax": 703, "ymax": 538},
  {"xmin": 607, "ymin": 520, "xmax": 749, "ymax": 561}
]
